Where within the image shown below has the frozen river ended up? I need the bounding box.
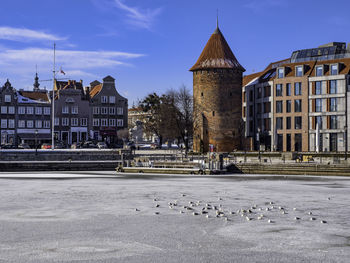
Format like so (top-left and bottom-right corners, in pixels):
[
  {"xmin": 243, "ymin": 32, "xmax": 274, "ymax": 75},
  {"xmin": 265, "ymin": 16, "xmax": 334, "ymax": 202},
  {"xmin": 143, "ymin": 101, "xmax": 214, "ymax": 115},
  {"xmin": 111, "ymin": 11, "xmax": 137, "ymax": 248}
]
[{"xmin": 0, "ymin": 172, "xmax": 349, "ymax": 262}]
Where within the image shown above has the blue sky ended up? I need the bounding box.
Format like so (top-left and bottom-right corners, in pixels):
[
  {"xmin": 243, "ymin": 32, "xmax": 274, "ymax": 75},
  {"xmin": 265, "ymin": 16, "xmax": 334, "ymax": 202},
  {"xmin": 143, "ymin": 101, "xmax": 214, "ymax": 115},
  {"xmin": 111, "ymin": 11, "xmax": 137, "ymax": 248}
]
[{"xmin": 0, "ymin": 0, "xmax": 350, "ymax": 106}]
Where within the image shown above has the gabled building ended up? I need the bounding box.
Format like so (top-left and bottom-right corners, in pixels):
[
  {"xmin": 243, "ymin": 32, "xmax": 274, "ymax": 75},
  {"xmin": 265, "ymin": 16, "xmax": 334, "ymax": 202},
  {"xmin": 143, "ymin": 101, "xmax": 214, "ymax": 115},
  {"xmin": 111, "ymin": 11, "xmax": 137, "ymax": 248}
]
[
  {"xmin": 89, "ymin": 76, "xmax": 128, "ymax": 144},
  {"xmin": 243, "ymin": 42, "xmax": 350, "ymax": 152},
  {"xmin": 54, "ymin": 80, "xmax": 90, "ymax": 145},
  {"xmin": 0, "ymin": 80, "xmax": 17, "ymax": 145}
]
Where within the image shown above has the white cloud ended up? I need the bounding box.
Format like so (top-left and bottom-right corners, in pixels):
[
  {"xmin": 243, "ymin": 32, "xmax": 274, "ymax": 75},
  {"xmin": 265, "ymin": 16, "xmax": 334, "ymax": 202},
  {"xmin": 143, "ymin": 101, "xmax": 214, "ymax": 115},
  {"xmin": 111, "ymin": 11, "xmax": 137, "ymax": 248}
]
[
  {"xmin": 113, "ymin": 0, "xmax": 162, "ymax": 30},
  {"xmin": 0, "ymin": 47, "xmax": 145, "ymax": 83},
  {"xmin": 0, "ymin": 26, "xmax": 66, "ymax": 42}
]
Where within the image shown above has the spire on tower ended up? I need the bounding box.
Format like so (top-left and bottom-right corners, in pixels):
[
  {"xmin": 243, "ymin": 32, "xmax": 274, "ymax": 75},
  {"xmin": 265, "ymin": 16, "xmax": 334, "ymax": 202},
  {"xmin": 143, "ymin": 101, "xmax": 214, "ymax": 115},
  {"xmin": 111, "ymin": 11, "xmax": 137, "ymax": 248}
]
[{"xmin": 33, "ymin": 66, "xmax": 40, "ymax": 91}]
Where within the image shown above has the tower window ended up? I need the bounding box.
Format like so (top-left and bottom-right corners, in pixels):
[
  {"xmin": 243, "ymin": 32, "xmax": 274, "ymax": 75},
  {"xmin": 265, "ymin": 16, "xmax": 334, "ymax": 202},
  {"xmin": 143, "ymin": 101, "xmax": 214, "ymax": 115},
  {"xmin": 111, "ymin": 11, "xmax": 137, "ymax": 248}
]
[
  {"xmin": 212, "ymin": 111, "xmax": 215, "ymax": 116},
  {"xmin": 229, "ymin": 92, "xmax": 232, "ymax": 96},
  {"xmin": 201, "ymin": 92, "xmax": 203, "ymax": 97}
]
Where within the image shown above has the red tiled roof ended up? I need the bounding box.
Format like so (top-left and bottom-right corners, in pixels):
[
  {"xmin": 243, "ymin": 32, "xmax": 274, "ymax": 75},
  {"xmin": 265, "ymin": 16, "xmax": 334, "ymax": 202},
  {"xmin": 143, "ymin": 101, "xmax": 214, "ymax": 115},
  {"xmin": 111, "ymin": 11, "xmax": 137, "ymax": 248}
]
[
  {"xmin": 190, "ymin": 27, "xmax": 245, "ymax": 72},
  {"xmin": 89, "ymin": 83, "xmax": 102, "ymax": 98},
  {"xmin": 19, "ymin": 91, "xmax": 49, "ymax": 102}
]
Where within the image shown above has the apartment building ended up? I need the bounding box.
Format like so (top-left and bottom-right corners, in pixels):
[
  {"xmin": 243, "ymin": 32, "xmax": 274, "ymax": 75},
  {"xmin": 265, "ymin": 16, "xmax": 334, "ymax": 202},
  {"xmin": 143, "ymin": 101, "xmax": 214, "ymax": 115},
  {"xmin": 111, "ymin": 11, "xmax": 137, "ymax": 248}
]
[
  {"xmin": 243, "ymin": 42, "xmax": 350, "ymax": 152},
  {"xmin": 0, "ymin": 80, "xmax": 17, "ymax": 145}
]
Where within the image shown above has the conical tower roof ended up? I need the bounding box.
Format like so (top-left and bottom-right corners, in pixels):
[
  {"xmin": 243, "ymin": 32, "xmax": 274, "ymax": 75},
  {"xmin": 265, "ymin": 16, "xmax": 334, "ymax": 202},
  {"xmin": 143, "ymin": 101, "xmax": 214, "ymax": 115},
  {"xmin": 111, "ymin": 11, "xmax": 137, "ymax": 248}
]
[{"xmin": 190, "ymin": 27, "xmax": 245, "ymax": 72}]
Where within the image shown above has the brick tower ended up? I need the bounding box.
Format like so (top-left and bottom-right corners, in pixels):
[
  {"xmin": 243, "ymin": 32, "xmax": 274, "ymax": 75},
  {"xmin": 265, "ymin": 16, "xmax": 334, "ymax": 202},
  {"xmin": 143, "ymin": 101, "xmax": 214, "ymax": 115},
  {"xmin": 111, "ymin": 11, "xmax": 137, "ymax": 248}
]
[{"xmin": 190, "ymin": 25, "xmax": 245, "ymax": 152}]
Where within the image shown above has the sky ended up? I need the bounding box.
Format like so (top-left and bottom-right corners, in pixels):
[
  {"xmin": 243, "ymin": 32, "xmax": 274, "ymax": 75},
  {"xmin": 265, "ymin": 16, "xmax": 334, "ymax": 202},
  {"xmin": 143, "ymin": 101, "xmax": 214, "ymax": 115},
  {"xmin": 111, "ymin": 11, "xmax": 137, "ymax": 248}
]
[{"xmin": 1, "ymin": 0, "xmax": 350, "ymax": 106}]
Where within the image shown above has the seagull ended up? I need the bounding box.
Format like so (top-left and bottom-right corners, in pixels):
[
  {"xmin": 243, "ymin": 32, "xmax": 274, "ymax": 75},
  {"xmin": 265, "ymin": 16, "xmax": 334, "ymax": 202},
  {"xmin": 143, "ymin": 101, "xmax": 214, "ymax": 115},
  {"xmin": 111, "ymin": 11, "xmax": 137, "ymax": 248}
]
[
  {"xmin": 154, "ymin": 212, "xmax": 160, "ymax": 215},
  {"xmin": 308, "ymin": 212, "xmax": 312, "ymax": 215},
  {"xmin": 135, "ymin": 208, "xmax": 140, "ymax": 212},
  {"xmin": 246, "ymin": 216, "xmax": 252, "ymax": 221},
  {"xmin": 192, "ymin": 212, "xmax": 199, "ymax": 216},
  {"xmin": 294, "ymin": 217, "xmax": 300, "ymax": 220},
  {"xmin": 320, "ymin": 220, "xmax": 327, "ymax": 224},
  {"xmin": 310, "ymin": 217, "xmax": 316, "ymax": 221},
  {"xmin": 182, "ymin": 194, "xmax": 186, "ymax": 197},
  {"xmin": 268, "ymin": 219, "xmax": 273, "ymax": 223},
  {"xmin": 155, "ymin": 204, "xmax": 160, "ymax": 208},
  {"xmin": 179, "ymin": 211, "xmax": 184, "ymax": 214}
]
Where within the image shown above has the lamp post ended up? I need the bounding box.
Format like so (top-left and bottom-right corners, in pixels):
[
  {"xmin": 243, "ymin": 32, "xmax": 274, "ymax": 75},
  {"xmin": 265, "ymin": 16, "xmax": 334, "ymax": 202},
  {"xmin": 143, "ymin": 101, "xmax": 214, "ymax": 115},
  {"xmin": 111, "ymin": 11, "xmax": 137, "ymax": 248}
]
[
  {"xmin": 35, "ymin": 129, "xmax": 38, "ymax": 155},
  {"xmin": 345, "ymin": 125, "xmax": 348, "ymax": 160},
  {"xmin": 257, "ymin": 128, "xmax": 261, "ymax": 162},
  {"xmin": 184, "ymin": 128, "xmax": 188, "ymax": 158}
]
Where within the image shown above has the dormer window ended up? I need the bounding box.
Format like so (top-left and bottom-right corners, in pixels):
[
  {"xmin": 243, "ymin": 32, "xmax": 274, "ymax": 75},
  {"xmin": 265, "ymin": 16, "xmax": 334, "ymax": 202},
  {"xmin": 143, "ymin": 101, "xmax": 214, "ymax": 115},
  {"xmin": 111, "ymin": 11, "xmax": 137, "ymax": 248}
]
[
  {"xmin": 277, "ymin": 68, "xmax": 284, "ymax": 78},
  {"xmin": 331, "ymin": 64, "xmax": 338, "ymax": 75},
  {"xmin": 65, "ymin": 97, "xmax": 75, "ymax": 103},
  {"xmin": 295, "ymin": 66, "xmax": 303, "ymax": 77},
  {"xmin": 4, "ymin": 95, "xmax": 11, "ymax": 102},
  {"xmin": 316, "ymin": 65, "xmax": 323, "ymax": 76}
]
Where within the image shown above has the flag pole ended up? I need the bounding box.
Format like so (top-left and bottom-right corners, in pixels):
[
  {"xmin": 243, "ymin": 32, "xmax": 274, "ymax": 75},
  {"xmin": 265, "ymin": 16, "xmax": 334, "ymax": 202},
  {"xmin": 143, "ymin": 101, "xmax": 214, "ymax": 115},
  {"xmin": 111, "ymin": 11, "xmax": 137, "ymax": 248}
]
[{"xmin": 52, "ymin": 43, "xmax": 56, "ymax": 150}]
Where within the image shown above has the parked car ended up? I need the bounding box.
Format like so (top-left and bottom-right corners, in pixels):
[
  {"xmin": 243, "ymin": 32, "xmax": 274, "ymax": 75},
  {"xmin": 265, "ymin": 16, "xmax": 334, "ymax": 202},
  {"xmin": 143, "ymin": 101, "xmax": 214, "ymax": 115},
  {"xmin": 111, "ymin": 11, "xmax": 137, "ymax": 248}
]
[
  {"xmin": 41, "ymin": 143, "xmax": 52, "ymax": 149},
  {"xmin": 81, "ymin": 141, "xmax": 98, "ymax": 148},
  {"xmin": 97, "ymin": 142, "xmax": 108, "ymax": 149},
  {"xmin": 55, "ymin": 141, "xmax": 67, "ymax": 149},
  {"xmin": 0, "ymin": 143, "xmax": 16, "ymax": 149},
  {"xmin": 108, "ymin": 143, "xmax": 123, "ymax": 149},
  {"xmin": 18, "ymin": 143, "xmax": 30, "ymax": 149},
  {"xmin": 125, "ymin": 141, "xmax": 136, "ymax": 150}
]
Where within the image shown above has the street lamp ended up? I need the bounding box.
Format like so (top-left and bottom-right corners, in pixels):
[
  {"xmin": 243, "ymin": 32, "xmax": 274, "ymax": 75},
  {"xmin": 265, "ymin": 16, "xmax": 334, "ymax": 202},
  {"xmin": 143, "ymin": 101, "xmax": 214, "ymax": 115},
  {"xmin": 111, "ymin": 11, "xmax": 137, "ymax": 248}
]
[
  {"xmin": 257, "ymin": 128, "xmax": 261, "ymax": 162},
  {"xmin": 35, "ymin": 129, "xmax": 38, "ymax": 155},
  {"xmin": 345, "ymin": 125, "xmax": 348, "ymax": 160},
  {"xmin": 184, "ymin": 128, "xmax": 188, "ymax": 158}
]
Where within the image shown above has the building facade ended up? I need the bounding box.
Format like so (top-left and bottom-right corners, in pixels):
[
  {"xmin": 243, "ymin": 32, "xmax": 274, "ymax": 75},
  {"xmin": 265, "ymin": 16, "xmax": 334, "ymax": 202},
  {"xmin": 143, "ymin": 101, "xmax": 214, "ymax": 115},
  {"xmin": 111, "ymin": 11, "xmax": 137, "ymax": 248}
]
[
  {"xmin": 190, "ymin": 25, "xmax": 245, "ymax": 153},
  {"xmin": 89, "ymin": 76, "xmax": 128, "ymax": 144},
  {"xmin": 54, "ymin": 80, "xmax": 90, "ymax": 145},
  {"xmin": 243, "ymin": 42, "xmax": 350, "ymax": 152},
  {"xmin": 0, "ymin": 80, "xmax": 17, "ymax": 145}
]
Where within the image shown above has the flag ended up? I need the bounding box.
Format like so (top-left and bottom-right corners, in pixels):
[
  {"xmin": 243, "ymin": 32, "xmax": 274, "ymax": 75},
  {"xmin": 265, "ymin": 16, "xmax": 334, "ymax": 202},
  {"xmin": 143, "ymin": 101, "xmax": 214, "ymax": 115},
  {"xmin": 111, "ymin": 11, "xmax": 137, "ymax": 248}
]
[{"xmin": 60, "ymin": 67, "xmax": 66, "ymax": 75}]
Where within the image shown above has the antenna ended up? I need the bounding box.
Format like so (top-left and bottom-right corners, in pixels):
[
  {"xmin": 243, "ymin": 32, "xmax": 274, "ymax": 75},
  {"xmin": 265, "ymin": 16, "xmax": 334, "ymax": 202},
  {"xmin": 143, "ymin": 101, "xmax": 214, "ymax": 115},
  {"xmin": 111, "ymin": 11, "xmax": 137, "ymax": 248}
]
[
  {"xmin": 216, "ymin": 9, "xmax": 219, "ymax": 29},
  {"xmin": 52, "ymin": 43, "xmax": 56, "ymax": 150}
]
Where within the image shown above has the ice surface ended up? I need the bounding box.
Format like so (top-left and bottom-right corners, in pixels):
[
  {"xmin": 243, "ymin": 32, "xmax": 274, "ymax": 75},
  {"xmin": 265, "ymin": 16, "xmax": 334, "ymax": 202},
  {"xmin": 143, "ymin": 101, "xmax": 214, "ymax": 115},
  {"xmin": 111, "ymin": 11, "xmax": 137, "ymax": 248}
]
[{"xmin": 0, "ymin": 172, "xmax": 349, "ymax": 262}]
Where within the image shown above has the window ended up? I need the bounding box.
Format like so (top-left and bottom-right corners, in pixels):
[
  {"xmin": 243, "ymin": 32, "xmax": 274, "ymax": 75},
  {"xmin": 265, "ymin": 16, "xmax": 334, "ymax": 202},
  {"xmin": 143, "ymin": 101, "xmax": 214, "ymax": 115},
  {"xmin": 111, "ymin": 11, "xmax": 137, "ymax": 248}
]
[
  {"xmin": 8, "ymin": 119, "xmax": 14, "ymax": 129},
  {"xmin": 295, "ymin": 116, "xmax": 302, "ymax": 129},
  {"xmin": 101, "ymin": 107, "xmax": 108, "ymax": 115},
  {"xmin": 286, "ymin": 117, "xmax": 291, "ymax": 129},
  {"xmin": 264, "ymin": 102, "xmax": 271, "ymax": 113},
  {"xmin": 295, "ymin": 134, "xmax": 302, "ymax": 151},
  {"xmin": 44, "ymin": 121, "xmax": 50, "ymax": 128},
  {"xmin": 35, "ymin": 120, "xmax": 42, "ymax": 128},
  {"xmin": 264, "ymin": 86, "xmax": 271, "ymax": 97},
  {"xmin": 117, "ymin": 107, "xmax": 123, "ymax": 115},
  {"xmin": 109, "ymin": 96, "xmax": 115, "ymax": 104},
  {"xmin": 117, "ymin": 119, "xmax": 124, "ymax": 127},
  {"xmin": 4, "ymin": 95, "xmax": 11, "ymax": 102},
  {"xmin": 93, "ymin": 107, "xmax": 99, "ymax": 115},
  {"xmin": 27, "ymin": 120, "xmax": 33, "ymax": 128},
  {"xmin": 54, "ymin": 118, "xmax": 59, "ymax": 126},
  {"xmin": 257, "ymin": 103, "xmax": 261, "ymax": 114},
  {"xmin": 26, "ymin": 107, "xmax": 34, "ymax": 115},
  {"xmin": 35, "ymin": 107, "xmax": 42, "ymax": 115},
  {"xmin": 330, "ymin": 80, "xmax": 337, "ymax": 94},
  {"xmin": 18, "ymin": 107, "xmax": 25, "ymax": 114},
  {"xmin": 1, "ymin": 119, "xmax": 7, "ymax": 128},
  {"xmin": 109, "ymin": 119, "xmax": 116, "ymax": 126},
  {"xmin": 276, "ymin": 84, "xmax": 283, "ymax": 96},
  {"xmin": 44, "ymin": 107, "xmax": 51, "ymax": 115},
  {"xmin": 330, "ymin": 115, "xmax": 337, "ymax": 129},
  {"xmin": 8, "ymin": 106, "xmax": 15, "ymax": 114},
  {"xmin": 294, "ymin": 82, "xmax": 302, "ymax": 96},
  {"xmin": 101, "ymin": 119, "xmax": 108, "ymax": 127},
  {"xmin": 72, "ymin": 106, "xmax": 78, "ymax": 114},
  {"xmin": 101, "ymin": 96, "xmax": 108, "ymax": 103},
  {"xmin": 330, "ymin": 98, "xmax": 337, "ymax": 112},
  {"xmin": 315, "ymin": 81, "xmax": 322, "ymax": 95},
  {"xmin": 296, "ymin": 66, "xmax": 303, "ymax": 77},
  {"xmin": 257, "ymin": 88, "xmax": 262, "ymax": 98},
  {"xmin": 18, "ymin": 120, "xmax": 25, "ymax": 128},
  {"xmin": 93, "ymin": 119, "xmax": 99, "ymax": 127},
  {"xmin": 62, "ymin": 106, "xmax": 69, "ymax": 114},
  {"xmin": 331, "ymin": 64, "xmax": 338, "ymax": 75},
  {"xmin": 276, "ymin": 117, "xmax": 283, "ymax": 130},
  {"xmin": 81, "ymin": 118, "xmax": 87, "ymax": 126},
  {"xmin": 109, "ymin": 107, "xmax": 115, "ymax": 115},
  {"xmin": 316, "ymin": 66, "xmax": 323, "ymax": 76},
  {"xmin": 286, "ymin": 100, "xmax": 291, "ymax": 113},
  {"xmin": 62, "ymin": 118, "xmax": 69, "ymax": 126},
  {"xmin": 249, "ymin": 90, "xmax": 253, "ymax": 101},
  {"xmin": 316, "ymin": 116, "xmax": 322, "ymax": 129},
  {"xmin": 315, "ymin": 99, "xmax": 322, "ymax": 112},
  {"xmin": 294, "ymin": 99, "xmax": 302, "ymax": 112},
  {"xmin": 249, "ymin": 105, "xmax": 253, "ymax": 117},
  {"xmin": 277, "ymin": 68, "xmax": 284, "ymax": 78},
  {"xmin": 276, "ymin": 101, "xmax": 283, "ymax": 113},
  {"xmin": 71, "ymin": 118, "xmax": 78, "ymax": 126},
  {"xmin": 286, "ymin": 83, "xmax": 291, "ymax": 96},
  {"xmin": 264, "ymin": 118, "xmax": 271, "ymax": 131},
  {"xmin": 1, "ymin": 106, "xmax": 7, "ymax": 114}
]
